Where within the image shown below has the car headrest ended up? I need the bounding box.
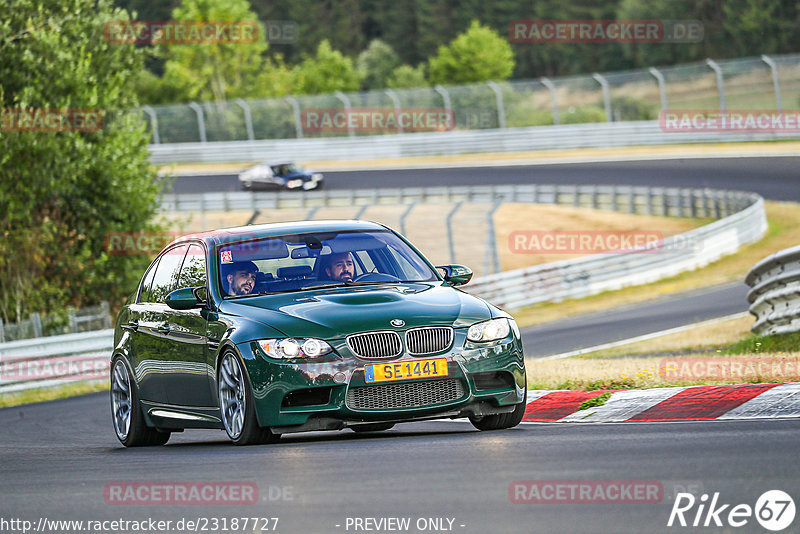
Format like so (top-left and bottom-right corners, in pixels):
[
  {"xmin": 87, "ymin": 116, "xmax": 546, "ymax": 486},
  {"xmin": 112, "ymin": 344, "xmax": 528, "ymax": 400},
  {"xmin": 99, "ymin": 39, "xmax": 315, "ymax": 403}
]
[
  {"xmin": 256, "ymin": 272, "xmax": 274, "ymax": 282},
  {"xmin": 277, "ymin": 265, "xmax": 312, "ymax": 279}
]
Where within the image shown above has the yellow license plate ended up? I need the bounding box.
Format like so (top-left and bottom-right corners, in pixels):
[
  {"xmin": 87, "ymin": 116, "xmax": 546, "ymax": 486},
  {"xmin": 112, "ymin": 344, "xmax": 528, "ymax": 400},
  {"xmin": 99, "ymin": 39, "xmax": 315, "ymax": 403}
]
[{"xmin": 365, "ymin": 358, "xmax": 448, "ymax": 383}]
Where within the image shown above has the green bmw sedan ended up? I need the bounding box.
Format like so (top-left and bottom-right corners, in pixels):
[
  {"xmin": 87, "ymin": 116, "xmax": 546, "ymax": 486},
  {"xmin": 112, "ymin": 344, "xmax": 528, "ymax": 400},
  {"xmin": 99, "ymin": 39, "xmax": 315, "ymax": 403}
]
[{"xmin": 110, "ymin": 220, "xmax": 527, "ymax": 446}]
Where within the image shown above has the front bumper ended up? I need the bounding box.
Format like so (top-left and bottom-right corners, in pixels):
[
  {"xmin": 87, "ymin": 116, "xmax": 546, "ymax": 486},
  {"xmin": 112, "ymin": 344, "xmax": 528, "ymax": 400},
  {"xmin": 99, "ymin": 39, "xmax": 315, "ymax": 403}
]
[{"xmin": 237, "ymin": 331, "xmax": 525, "ymax": 431}]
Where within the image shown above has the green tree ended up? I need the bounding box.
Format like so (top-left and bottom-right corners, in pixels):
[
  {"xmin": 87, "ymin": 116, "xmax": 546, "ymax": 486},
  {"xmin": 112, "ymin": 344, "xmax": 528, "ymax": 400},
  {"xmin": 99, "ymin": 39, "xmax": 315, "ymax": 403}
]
[
  {"xmin": 293, "ymin": 40, "xmax": 360, "ymax": 95},
  {"xmin": 159, "ymin": 0, "xmax": 293, "ymax": 102},
  {"xmin": 386, "ymin": 64, "xmax": 428, "ymax": 89},
  {"xmin": 0, "ymin": 0, "xmax": 163, "ymax": 323},
  {"xmin": 428, "ymin": 20, "xmax": 514, "ymax": 85},
  {"xmin": 357, "ymin": 39, "xmax": 401, "ymax": 90}
]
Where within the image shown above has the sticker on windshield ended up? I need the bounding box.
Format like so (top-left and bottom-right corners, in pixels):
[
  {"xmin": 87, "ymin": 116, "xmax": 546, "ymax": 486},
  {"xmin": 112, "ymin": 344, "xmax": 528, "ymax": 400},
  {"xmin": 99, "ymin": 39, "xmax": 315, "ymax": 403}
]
[{"xmin": 220, "ymin": 250, "xmax": 233, "ymax": 264}]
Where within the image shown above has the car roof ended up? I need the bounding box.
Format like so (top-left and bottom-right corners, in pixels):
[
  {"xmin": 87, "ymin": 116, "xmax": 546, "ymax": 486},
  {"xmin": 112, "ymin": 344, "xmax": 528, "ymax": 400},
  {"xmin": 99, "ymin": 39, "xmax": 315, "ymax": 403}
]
[{"xmin": 168, "ymin": 219, "xmax": 388, "ymax": 249}]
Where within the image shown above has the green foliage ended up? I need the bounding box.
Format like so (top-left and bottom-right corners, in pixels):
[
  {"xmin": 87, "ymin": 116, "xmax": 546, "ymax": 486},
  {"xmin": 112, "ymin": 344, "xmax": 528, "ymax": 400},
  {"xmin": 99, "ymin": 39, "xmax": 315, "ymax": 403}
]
[
  {"xmin": 723, "ymin": 332, "xmax": 800, "ymax": 355},
  {"xmin": 386, "ymin": 64, "xmax": 428, "ymax": 89},
  {"xmin": 577, "ymin": 392, "xmax": 612, "ymax": 410},
  {"xmin": 357, "ymin": 40, "xmax": 401, "ymax": 90},
  {"xmin": 293, "ymin": 40, "xmax": 360, "ymax": 95},
  {"xmin": 428, "ymin": 20, "xmax": 514, "ymax": 85},
  {"xmin": 0, "ymin": 0, "xmax": 164, "ymax": 323}
]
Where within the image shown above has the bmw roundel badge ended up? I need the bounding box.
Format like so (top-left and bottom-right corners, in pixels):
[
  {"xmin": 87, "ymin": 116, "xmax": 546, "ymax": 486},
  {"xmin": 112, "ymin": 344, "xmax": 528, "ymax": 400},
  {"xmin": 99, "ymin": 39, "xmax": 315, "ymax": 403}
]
[{"xmin": 390, "ymin": 319, "xmax": 405, "ymax": 327}]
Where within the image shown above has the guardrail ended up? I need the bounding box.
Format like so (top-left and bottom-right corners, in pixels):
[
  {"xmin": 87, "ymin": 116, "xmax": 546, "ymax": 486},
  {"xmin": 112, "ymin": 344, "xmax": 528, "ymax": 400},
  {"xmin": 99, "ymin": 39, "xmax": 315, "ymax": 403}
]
[
  {"xmin": 746, "ymin": 245, "xmax": 800, "ymax": 335},
  {"xmin": 1, "ymin": 185, "xmax": 767, "ymax": 393},
  {"xmin": 0, "ymin": 330, "xmax": 112, "ymax": 394},
  {"xmin": 149, "ymin": 120, "xmax": 800, "ymax": 165},
  {"xmin": 465, "ymin": 188, "xmax": 766, "ymax": 310}
]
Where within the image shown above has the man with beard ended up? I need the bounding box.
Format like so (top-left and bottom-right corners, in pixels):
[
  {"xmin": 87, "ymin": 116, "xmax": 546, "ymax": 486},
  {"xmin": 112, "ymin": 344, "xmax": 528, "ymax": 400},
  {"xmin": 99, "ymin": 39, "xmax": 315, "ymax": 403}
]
[
  {"xmin": 324, "ymin": 252, "xmax": 355, "ymax": 282},
  {"xmin": 225, "ymin": 261, "xmax": 258, "ymax": 295}
]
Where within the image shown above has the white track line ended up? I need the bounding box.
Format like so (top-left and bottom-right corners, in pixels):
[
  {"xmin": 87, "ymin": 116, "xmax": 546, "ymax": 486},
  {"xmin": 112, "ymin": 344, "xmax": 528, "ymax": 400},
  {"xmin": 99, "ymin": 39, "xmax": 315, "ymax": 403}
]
[{"xmin": 535, "ymin": 312, "xmax": 749, "ymax": 361}]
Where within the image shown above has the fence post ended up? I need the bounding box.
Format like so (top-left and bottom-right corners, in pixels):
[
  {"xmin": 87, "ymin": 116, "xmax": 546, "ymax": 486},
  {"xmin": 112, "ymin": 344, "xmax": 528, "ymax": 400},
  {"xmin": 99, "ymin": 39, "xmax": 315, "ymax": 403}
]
[
  {"xmin": 384, "ymin": 89, "xmax": 403, "ymax": 134},
  {"xmin": 487, "ymin": 81, "xmax": 506, "ymax": 129},
  {"xmin": 705, "ymin": 59, "xmax": 726, "ymax": 112},
  {"xmin": 592, "ymin": 73, "xmax": 612, "ymax": 122},
  {"xmin": 484, "ymin": 200, "xmax": 504, "ymax": 275},
  {"xmin": 234, "ymin": 98, "xmax": 255, "ymax": 141},
  {"xmin": 187, "ymin": 102, "xmax": 208, "ymax": 143},
  {"xmin": 141, "ymin": 105, "xmax": 160, "ymax": 144},
  {"xmin": 648, "ymin": 67, "xmax": 668, "ymax": 112},
  {"xmin": 446, "ymin": 201, "xmax": 464, "ymax": 264},
  {"xmin": 101, "ymin": 301, "xmax": 111, "ymax": 329},
  {"xmin": 760, "ymin": 55, "xmax": 783, "ymax": 112},
  {"xmin": 334, "ymin": 91, "xmax": 354, "ymax": 138},
  {"xmin": 540, "ymin": 77, "xmax": 559, "ymax": 125},
  {"xmin": 0, "ymin": 318, "xmax": 4, "ymax": 343},
  {"xmin": 31, "ymin": 312, "xmax": 43, "ymax": 338},
  {"xmin": 285, "ymin": 96, "xmax": 303, "ymax": 138},
  {"xmin": 68, "ymin": 312, "xmax": 77, "ymax": 333},
  {"xmin": 400, "ymin": 202, "xmax": 417, "ymax": 236}
]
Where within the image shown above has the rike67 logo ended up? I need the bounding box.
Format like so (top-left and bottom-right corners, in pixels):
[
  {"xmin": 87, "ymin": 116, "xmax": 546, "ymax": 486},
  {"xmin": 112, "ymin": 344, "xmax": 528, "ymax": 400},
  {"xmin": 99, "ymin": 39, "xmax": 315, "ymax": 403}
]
[{"xmin": 668, "ymin": 490, "xmax": 795, "ymax": 531}]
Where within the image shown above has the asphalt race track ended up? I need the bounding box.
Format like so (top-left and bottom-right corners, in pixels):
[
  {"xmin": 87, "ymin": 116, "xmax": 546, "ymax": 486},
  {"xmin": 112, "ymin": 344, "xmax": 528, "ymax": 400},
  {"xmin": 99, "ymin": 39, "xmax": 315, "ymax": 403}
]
[
  {"xmin": 169, "ymin": 156, "xmax": 800, "ymax": 201},
  {"xmin": 521, "ymin": 282, "xmax": 748, "ymax": 357},
  {"xmin": 2, "ymin": 393, "xmax": 800, "ymax": 534},
  {"xmin": 2, "ymin": 157, "xmax": 798, "ymax": 534}
]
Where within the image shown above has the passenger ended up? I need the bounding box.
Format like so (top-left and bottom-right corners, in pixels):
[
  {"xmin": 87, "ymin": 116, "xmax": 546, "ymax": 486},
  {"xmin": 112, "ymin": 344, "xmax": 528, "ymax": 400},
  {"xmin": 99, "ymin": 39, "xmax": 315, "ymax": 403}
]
[{"xmin": 226, "ymin": 261, "xmax": 258, "ymax": 295}]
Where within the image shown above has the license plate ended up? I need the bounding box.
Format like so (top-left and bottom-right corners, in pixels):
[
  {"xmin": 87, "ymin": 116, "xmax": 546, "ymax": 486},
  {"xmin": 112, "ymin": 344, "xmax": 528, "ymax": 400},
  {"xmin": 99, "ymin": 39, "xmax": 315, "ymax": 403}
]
[{"xmin": 364, "ymin": 358, "xmax": 448, "ymax": 383}]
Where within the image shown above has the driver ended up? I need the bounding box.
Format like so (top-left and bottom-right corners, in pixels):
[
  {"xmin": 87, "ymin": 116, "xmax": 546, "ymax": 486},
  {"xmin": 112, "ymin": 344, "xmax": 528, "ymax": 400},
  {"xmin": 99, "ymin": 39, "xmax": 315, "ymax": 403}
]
[
  {"xmin": 226, "ymin": 261, "xmax": 258, "ymax": 295},
  {"xmin": 324, "ymin": 252, "xmax": 355, "ymax": 282}
]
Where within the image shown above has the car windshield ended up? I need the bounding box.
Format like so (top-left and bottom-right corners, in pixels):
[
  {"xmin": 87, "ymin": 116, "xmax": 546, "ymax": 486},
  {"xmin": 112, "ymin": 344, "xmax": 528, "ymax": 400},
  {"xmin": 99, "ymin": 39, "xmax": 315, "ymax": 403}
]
[
  {"xmin": 270, "ymin": 163, "xmax": 301, "ymax": 176},
  {"xmin": 218, "ymin": 230, "xmax": 438, "ymax": 297}
]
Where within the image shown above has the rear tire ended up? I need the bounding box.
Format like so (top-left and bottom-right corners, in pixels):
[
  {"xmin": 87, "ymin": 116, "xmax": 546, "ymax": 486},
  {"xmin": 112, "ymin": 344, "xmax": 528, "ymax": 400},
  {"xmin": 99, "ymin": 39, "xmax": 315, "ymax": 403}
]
[
  {"xmin": 110, "ymin": 357, "xmax": 171, "ymax": 447},
  {"xmin": 469, "ymin": 382, "xmax": 527, "ymax": 431},
  {"xmin": 218, "ymin": 351, "xmax": 279, "ymax": 446},
  {"xmin": 351, "ymin": 423, "xmax": 395, "ymax": 433}
]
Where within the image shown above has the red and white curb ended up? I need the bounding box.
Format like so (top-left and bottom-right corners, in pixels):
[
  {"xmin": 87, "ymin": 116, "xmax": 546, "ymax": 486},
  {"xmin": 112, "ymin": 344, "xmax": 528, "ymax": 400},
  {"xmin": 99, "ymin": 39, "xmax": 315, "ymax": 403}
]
[{"xmin": 522, "ymin": 383, "xmax": 800, "ymax": 423}]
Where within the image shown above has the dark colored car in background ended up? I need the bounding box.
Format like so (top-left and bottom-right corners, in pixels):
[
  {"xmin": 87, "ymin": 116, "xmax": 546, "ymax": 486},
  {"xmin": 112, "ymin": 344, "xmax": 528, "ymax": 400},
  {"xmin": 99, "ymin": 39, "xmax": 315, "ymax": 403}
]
[
  {"xmin": 238, "ymin": 161, "xmax": 324, "ymax": 191},
  {"xmin": 110, "ymin": 220, "xmax": 526, "ymax": 446}
]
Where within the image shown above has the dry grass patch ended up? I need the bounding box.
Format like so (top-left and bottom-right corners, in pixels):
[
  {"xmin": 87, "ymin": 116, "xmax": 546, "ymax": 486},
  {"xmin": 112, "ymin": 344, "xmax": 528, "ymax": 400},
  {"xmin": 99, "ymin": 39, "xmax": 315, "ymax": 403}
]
[{"xmin": 0, "ymin": 381, "xmax": 107, "ymax": 408}]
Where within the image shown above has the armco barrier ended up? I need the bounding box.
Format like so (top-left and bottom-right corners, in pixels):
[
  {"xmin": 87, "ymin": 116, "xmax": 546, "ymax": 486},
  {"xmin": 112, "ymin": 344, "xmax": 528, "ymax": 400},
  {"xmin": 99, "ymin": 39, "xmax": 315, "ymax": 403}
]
[
  {"xmin": 148, "ymin": 120, "xmax": 800, "ymax": 165},
  {"xmin": 465, "ymin": 189, "xmax": 765, "ymax": 309},
  {"xmin": 746, "ymin": 245, "xmax": 800, "ymax": 335}
]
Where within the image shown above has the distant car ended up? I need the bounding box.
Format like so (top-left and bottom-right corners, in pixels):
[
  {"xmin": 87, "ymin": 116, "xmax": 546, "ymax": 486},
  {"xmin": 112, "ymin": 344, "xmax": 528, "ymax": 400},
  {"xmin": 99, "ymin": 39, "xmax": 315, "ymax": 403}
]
[
  {"xmin": 238, "ymin": 161, "xmax": 323, "ymax": 191},
  {"xmin": 110, "ymin": 220, "xmax": 526, "ymax": 446}
]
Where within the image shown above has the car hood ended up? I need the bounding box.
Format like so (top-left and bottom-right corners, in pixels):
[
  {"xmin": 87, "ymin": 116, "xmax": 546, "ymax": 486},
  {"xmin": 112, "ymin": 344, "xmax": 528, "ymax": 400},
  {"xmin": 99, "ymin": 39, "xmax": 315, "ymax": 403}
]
[{"xmin": 218, "ymin": 282, "xmax": 491, "ymax": 339}]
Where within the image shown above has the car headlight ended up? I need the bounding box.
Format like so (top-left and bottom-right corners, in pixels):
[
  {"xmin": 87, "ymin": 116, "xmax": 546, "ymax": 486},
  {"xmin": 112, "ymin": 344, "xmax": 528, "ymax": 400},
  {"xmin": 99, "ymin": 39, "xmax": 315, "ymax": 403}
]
[
  {"xmin": 258, "ymin": 338, "xmax": 333, "ymax": 359},
  {"xmin": 467, "ymin": 318, "xmax": 511, "ymax": 342},
  {"xmin": 312, "ymin": 173, "xmax": 323, "ymax": 180}
]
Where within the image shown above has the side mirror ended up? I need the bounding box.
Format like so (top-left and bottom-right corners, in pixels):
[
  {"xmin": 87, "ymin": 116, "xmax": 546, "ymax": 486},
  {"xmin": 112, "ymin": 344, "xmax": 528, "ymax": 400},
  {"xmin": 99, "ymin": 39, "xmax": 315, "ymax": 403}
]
[
  {"xmin": 166, "ymin": 287, "xmax": 207, "ymax": 310},
  {"xmin": 436, "ymin": 264, "xmax": 473, "ymax": 286}
]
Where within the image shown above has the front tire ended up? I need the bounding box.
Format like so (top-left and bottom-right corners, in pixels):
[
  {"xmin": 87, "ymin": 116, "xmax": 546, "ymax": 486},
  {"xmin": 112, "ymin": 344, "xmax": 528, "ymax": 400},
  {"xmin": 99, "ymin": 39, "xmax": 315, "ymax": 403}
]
[
  {"xmin": 469, "ymin": 383, "xmax": 527, "ymax": 431},
  {"xmin": 110, "ymin": 357, "xmax": 170, "ymax": 447},
  {"xmin": 218, "ymin": 351, "xmax": 279, "ymax": 446}
]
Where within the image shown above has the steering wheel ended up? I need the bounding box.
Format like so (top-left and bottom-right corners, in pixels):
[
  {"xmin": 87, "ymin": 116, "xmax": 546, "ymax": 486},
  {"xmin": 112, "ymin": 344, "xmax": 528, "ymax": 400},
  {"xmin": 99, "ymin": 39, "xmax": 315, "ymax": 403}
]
[{"xmin": 353, "ymin": 272, "xmax": 400, "ymax": 282}]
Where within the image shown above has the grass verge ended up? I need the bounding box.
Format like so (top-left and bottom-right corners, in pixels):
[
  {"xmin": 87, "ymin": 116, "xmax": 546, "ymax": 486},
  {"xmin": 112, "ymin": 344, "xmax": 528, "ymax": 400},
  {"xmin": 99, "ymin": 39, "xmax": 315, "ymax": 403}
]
[{"xmin": 0, "ymin": 381, "xmax": 107, "ymax": 408}]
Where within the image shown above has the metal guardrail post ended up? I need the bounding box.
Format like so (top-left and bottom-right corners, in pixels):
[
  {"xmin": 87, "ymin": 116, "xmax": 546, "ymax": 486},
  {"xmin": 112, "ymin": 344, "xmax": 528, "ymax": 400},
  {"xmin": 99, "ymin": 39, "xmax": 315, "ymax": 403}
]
[
  {"xmin": 487, "ymin": 81, "xmax": 506, "ymax": 129},
  {"xmin": 540, "ymin": 77, "xmax": 559, "ymax": 125},
  {"xmin": 385, "ymin": 89, "xmax": 403, "ymax": 134},
  {"xmin": 761, "ymin": 55, "xmax": 783, "ymax": 112},
  {"xmin": 0, "ymin": 319, "xmax": 4, "ymax": 343},
  {"xmin": 399, "ymin": 202, "xmax": 417, "ymax": 236},
  {"xmin": 648, "ymin": 67, "xmax": 668, "ymax": 113},
  {"xmin": 434, "ymin": 85, "xmax": 452, "ymax": 116},
  {"xmin": 705, "ymin": 59, "xmax": 726, "ymax": 112},
  {"xmin": 234, "ymin": 98, "xmax": 255, "ymax": 141},
  {"xmin": 484, "ymin": 200, "xmax": 503, "ymax": 275},
  {"xmin": 285, "ymin": 96, "xmax": 303, "ymax": 139},
  {"xmin": 335, "ymin": 91, "xmax": 354, "ymax": 138},
  {"xmin": 141, "ymin": 105, "xmax": 160, "ymax": 144},
  {"xmin": 187, "ymin": 102, "xmax": 207, "ymax": 143},
  {"xmin": 31, "ymin": 313, "xmax": 42, "ymax": 338},
  {"xmin": 592, "ymin": 73, "xmax": 613, "ymax": 122},
  {"xmin": 446, "ymin": 201, "xmax": 464, "ymax": 264}
]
